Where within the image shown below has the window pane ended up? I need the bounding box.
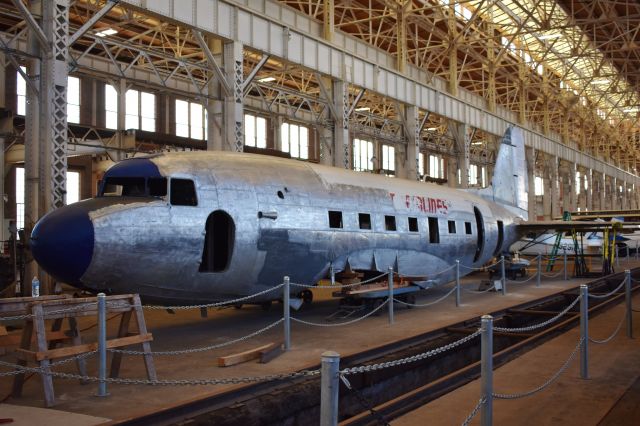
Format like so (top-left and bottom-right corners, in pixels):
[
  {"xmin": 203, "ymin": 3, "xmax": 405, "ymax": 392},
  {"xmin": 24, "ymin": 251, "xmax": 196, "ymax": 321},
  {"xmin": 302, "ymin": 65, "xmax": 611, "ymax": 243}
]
[
  {"xmin": 66, "ymin": 171, "xmax": 80, "ymax": 205},
  {"xmin": 281, "ymin": 123, "xmax": 289, "ymax": 153},
  {"xmin": 191, "ymin": 103, "xmax": 203, "ymax": 139},
  {"xmin": 256, "ymin": 117, "xmax": 267, "ymax": 148},
  {"xmin": 171, "ymin": 179, "xmax": 197, "ymax": 206},
  {"xmin": 176, "ymin": 123, "xmax": 189, "ymax": 138},
  {"xmin": 290, "ymin": 124, "xmax": 299, "ymax": 158},
  {"xmin": 300, "ymin": 126, "xmax": 308, "ymax": 159},
  {"xmin": 175, "ymin": 100, "xmax": 189, "ymax": 125},
  {"xmin": 105, "ymin": 84, "xmax": 118, "ymax": 129},
  {"xmin": 16, "ymin": 167, "xmax": 24, "ymax": 204},
  {"xmin": 125, "ymin": 89, "xmax": 138, "ymax": 116},
  {"xmin": 140, "ymin": 92, "xmax": 155, "ymax": 119},
  {"xmin": 17, "ymin": 67, "xmax": 26, "ymax": 96},
  {"xmin": 106, "ymin": 111, "xmax": 118, "ymax": 130},
  {"xmin": 67, "ymin": 76, "xmax": 80, "ymax": 123},
  {"xmin": 68, "ymin": 105, "xmax": 80, "ymax": 124},
  {"xmin": 141, "ymin": 117, "xmax": 155, "ymax": 132},
  {"xmin": 244, "ymin": 114, "xmax": 255, "ymax": 146}
]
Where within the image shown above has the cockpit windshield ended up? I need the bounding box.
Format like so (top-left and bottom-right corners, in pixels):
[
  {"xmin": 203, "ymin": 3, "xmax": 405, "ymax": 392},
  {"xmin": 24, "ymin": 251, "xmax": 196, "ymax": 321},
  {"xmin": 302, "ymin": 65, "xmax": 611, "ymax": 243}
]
[{"xmin": 100, "ymin": 177, "xmax": 167, "ymax": 198}]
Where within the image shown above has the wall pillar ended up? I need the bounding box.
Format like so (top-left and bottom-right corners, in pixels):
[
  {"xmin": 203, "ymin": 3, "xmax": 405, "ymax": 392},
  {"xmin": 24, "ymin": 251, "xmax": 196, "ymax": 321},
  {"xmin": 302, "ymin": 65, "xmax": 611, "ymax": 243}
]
[
  {"xmin": 598, "ymin": 173, "xmax": 606, "ymax": 211},
  {"xmin": 585, "ymin": 169, "xmax": 593, "ymax": 211},
  {"xmin": 449, "ymin": 123, "xmax": 470, "ymax": 188},
  {"xmin": 206, "ymin": 36, "xmax": 223, "ymax": 151},
  {"xmin": 404, "ymin": 105, "xmax": 419, "ymax": 181},
  {"xmin": 526, "ymin": 147, "xmax": 536, "ymax": 220},
  {"xmin": 332, "ymin": 80, "xmax": 350, "ymax": 169},
  {"xmin": 223, "ymin": 41, "xmax": 243, "ymax": 152}
]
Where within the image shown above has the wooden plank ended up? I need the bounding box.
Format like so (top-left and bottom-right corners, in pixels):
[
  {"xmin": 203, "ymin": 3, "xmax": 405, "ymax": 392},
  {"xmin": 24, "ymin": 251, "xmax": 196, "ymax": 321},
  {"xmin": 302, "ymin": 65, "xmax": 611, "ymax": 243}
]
[
  {"xmin": 259, "ymin": 342, "xmax": 283, "ymax": 364},
  {"xmin": 0, "ymin": 295, "xmax": 69, "ymax": 316},
  {"xmin": 132, "ymin": 294, "xmax": 157, "ymax": 381},
  {"xmin": 218, "ymin": 343, "xmax": 276, "ymax": 367},
  {"xmin": 0, "ymin": 330, "xmax": 71, "ymax": 347},
  {"xmin": 16, "ymin": 334, "xmax": 153, "ymax": 361},
  {"xmin": 110, "ymin": 310, "xmax": 132, "ymax": 379}
]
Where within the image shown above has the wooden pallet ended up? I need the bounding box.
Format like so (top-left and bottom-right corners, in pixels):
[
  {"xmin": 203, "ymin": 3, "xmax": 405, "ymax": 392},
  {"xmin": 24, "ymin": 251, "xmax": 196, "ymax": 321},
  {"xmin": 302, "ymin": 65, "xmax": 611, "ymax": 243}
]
[{"xmin": 10, "ymin": 294, "xmax": 156, "ymax": 407}]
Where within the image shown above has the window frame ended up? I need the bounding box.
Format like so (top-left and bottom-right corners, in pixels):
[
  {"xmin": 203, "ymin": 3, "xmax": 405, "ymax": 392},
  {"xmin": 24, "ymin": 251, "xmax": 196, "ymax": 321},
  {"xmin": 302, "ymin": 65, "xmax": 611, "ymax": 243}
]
[{"xmin": 328, "ymin": 211, "xmax": 343, "ymax": 229}]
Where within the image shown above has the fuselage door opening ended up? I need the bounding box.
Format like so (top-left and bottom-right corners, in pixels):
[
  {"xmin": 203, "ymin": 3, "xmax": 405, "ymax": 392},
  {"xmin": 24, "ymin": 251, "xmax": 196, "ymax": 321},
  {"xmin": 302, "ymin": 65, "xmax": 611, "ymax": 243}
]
[
  {"xmin": 473, "ymin": 206, "xmax": 484, "ymax": 262},
  {"xmin": 200, "ymin": 210, "xmax": 235, "ymax": 273}
]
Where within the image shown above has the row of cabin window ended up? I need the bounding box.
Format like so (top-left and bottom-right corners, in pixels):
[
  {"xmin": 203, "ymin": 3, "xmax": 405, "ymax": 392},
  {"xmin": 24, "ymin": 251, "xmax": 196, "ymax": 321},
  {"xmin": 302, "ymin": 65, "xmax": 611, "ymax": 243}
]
[{"xmin": 328, "ymin": 211, "xmax": 473, "ymax": 242}]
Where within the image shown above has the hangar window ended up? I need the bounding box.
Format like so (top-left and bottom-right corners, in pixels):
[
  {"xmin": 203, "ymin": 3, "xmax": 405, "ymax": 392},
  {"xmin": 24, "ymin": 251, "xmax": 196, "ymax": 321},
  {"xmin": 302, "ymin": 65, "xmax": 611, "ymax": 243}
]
[
  {"xmin": 385, "ymin": 215, "xmax": 396, "ymax": 231},
  {"xmin": 105, "ymin": 84, "xmax": 118, "ymax": 129},
  {"xmin": 358, "ymin": 213, "xmax": 371, "ymax": 230},
  {"xmin": 244, "ymin": 113, "xmax": 267, "ymax": 148},
  {"xmin": 200, "ymin": 210, "xmax": 235, "ymax": 273},
  {"xmin": 18, "ymin": 69, "xmax": 80, "ymax": 123},
  {"xmin": 176, "ymin": 100, "xmax": 207, "ymax": 139},
  {"xmin": 408, "ymin": 217, "xmax": 418, "ymax": 232},
  {"xmin": 448, "ymin": 220, "xmax": 457, "ymax": 234},
  {"xmin": 328, "ymin": 211, "xmax": 343, "ymax": 229},
  {"xmin": 170, "ymin": 179, "xmax": 197, "ymax": 206},
  {"xmin": 353, "ymin": 138, "xmax": 374, "ymax": 172},
  {"xmin": 281, "ymin": 122, "xmax": 309, "ymax": 159},
  {"xmin": 126, "ymin": 89, "xmax": 156, "ymax": 131},
  {"xmin": 465, "ymin": 222, "xmax": 472, "ymax": 234},
  {"xmin": 381, "ymin": 145, "xmax": 395, "ymax": 176},
  {"xmin": 428, "ymin": 217, "xmax": 439, "ymax": 243}
]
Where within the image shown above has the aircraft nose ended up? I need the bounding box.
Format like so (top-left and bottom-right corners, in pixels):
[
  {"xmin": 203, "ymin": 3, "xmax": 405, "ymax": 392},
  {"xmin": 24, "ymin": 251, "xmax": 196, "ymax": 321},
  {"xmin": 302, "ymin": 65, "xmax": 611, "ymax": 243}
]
[{"xmin": 30, "ymin": 204, "xmax": 94, "ymax": 285}]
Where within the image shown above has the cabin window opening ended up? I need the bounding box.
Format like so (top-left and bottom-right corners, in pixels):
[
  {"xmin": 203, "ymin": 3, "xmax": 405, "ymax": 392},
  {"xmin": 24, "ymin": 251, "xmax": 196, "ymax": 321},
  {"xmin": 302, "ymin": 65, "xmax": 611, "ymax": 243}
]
[
  {"xmin": 170, "ymin": 179, "xmax": 197, "ymax": 206},
  {"xmin": 448, "ymin": 220, "xmax": 456, "ymax": 234},
  {"xmin": 385, "ymin": 215, "xmax": 396, "ymax": 231},
  {"xmin": 428, "ymin": 217, "xmax": 439, "ymax": 243},
  {"xmin": 148, "ymin": 178, "xmax": 167, "ymax": 197},
  {"xmin": 408, "ymin": 217, "xmax": 418, "ymax": 232},
  {"xmin": 200, "ymin": 210, "xmax": 235, "ymax": 273},
  {"xmin": 494, "ymin": 220, "xmax": 504, "ymax": 256},
  {"xmin": 277, "ymin": 190, "xmax": 284, "ymax": 199},
  {"xmin": 359, "ymin": 213, "xmax": 371, "ymax": 230},
  {"xmin": 102, "ymin": 177, "xmax": 146, "ymax": 197},
  {"xmin": 465, "ymin": 222, "xmax": 472, "ymax": 235},
  {"xmin": 473, "ymin": 207, "xmax": 485, "ymax": 262},
  {"xmin": 329, "ymin": 211, "xmax": 343, "ymax": 229}
]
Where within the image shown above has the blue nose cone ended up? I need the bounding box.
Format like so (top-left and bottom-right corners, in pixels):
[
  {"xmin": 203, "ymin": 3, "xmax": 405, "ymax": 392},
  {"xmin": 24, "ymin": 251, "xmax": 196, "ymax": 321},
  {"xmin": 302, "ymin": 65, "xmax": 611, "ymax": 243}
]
[{"xmin": 31, "ymin": 204, "xmax": 94, "ymax": 285}]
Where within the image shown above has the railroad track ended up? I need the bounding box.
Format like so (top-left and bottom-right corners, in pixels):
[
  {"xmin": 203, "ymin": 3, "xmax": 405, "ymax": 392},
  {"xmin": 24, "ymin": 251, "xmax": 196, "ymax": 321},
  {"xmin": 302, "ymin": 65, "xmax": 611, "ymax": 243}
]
[{"xmin": 113, "ymin": 269, "xmax": 640, "ymax": 426}]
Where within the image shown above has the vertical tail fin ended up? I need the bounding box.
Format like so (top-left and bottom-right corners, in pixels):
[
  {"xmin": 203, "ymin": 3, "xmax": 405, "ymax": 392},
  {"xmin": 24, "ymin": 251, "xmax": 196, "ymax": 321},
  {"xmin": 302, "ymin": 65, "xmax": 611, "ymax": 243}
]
[{"xmin": 483, "ymin": 126, "xmax": 529, "ymax": 219}]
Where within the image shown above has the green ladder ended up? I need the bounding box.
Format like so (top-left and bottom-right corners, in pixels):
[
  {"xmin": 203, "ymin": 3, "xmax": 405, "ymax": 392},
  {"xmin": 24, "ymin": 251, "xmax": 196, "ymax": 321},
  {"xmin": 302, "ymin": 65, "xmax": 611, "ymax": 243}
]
[{"xmin": 546, "ymin": 211, "xmax": 571, "ymax": 272}]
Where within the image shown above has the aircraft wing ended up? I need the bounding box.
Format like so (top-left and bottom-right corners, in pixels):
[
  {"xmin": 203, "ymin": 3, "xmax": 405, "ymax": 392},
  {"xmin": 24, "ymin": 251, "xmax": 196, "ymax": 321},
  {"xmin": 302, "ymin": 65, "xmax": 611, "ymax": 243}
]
[
  {"xmin": 517, "ymin": 220, "xmax": 640, "ymax": 233},
  {"xmin": 554, "ymin": 209, "xmax": 640, "ymax": 221}
]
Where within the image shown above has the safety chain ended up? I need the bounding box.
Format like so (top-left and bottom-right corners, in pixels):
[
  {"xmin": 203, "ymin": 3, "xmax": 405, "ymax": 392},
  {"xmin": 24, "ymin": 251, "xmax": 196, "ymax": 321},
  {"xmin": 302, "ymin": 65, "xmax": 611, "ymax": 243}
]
[
  {"xmin": 505, "ymin": 271, "xmax": 538, "ymax": 285},
  {"xmin": 109, "ymin": 318, "xmax": 284, "ymax": 355},
  {"xmin": 461, "ymin": 397, "xmax": 486, "ymax": 426},
  {"xmin": 493, "ymin": 295, "xmax": 581, "ymax": 333},
  {"xmin": 392, "ymin": 285, "xmax": 456, "ymax": 308},
  {"xmin": 589, "ymin": 309, "xmax": 627, "ymax": 344},
  {"xmin": 291, "ymin": 299, "xmax": 389, "ymax": 327},
  {"xmin": 0, "ymin": 351, "xmax": 98, "ymax": 378},
  {"xmin": 427, "ymin": 263, "xmax": 457, "ymax": 276},
  {"xmin": 291, "ymin": 271, "xmax": 389, "ymax": 290},
  {"xmin": 588, "ymin": 278, "xmax": 627, "ymax": 300},
  {"xmin": 459, "ymin": 258, "xmax": 503, "ymax": 272},
  {"xmin": 0, "ymin": 360, "xmax": 320, "ymax": 385},
  {"xmin": 340, "ymin": 329, "xmax": 481, "ymax": 375},
  {"xmin": 143, "ymin": 284, "xmax": 285, "ymax": 310},
  {"xmin": 340, "ymin": 375, "xmax": 390, "ymax": 426},
  {"xmin": 540, "ymin": 267, "xmax": 565, "ymax": 278},
  {"xmin": 0, "ymin": 303, "xmax": 99, "ymax": 322},
  {"xmin": 464, "ymin": 283, "xmax": 496, "ymax": 294},
  {"xmin": 492, "ymin": 338, "xmax": 583, "ymax": 399}
]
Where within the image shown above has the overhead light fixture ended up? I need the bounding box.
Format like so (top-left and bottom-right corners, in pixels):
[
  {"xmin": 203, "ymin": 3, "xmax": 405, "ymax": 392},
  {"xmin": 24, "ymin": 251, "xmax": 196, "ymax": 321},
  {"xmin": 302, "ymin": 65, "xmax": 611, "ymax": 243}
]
[
  {"xmin": 623, "ymin": 107, "xmax": 640, "ymax": 113},
  {"xmin": 471, "ymin": 141, "xmax": 483, "ymax": 145},
  {"xmin": 355, "ymin": 107, "xmax": 370, "ymax": 112},
  {"xmin": 591, "ymin": 79, "xmax": 610, "ymax": 85},
  {"xmin": 538, "ymin": 33, "xmax": 561, "ymax": 40},
  {"xmin": 426, "ymin": 127, "xmax": 438, "ymax": 131},
  {"xmin": 96, "ymin": 28, "xmax": 118, "ymax": 37},
  {"xmin": 258, "ymin": 77, "xmax": 276, "ymax": 83}
]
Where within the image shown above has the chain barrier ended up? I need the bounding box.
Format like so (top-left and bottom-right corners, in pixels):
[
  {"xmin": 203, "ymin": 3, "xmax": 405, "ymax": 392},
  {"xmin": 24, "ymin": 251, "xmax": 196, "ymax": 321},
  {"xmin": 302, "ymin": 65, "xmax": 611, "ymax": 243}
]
[
  {"xmin": 588, "ymin": 278, "xmax": 627, "ymax": 300},
  {"xmin": 505, "ymin": 271, "xmax": 538, "ymax": 285},
  {"xmin": 459, "ymin": 258, "xmax": 503, "ymax": 272},
  {"xmin": 339, "ymin": 375, "xmax": 390, "ymax": 426},
  {"xmin": 0, "ymin": 359, "xmax": 320, "ymax": 385},
  {"xmin": 589, "ymin": 309, "xmax": 627, "ymax": 344},
  {"xmin": 540, "ymin": 267, "xmax": 565, "ymax": 278},
  {"xmin": 492, "ymin": 338, "xmax": 583, "ymax": 400},
  {"xmin": 291, "ymin": 299, "xmax": 389, "ymax": 327},
  {"xmin": 142, "ymin": 284, "xmax": 285, "ymax": 310},
  {"xmin": 493, "ymin": 295, "xmax": 581, "ymax": 333},
  {"xmin": 461, "ymin": 397, "xmax": 486, "ymax": 426},
  {"xmin": 291, "ymin": 271, "xmax": 390, "ymax": 289},
  {"xmin": 0, "ymin": 303, "xmax": 100, "ymax": 322},
  {"xmin": 108, "ymin": 318, "xmax": 284, "ymax": 356},
  {"xmin": 340, "ymin": 329, "xmax": 481, "ymax": 375},
  {"xmin": 392, "ymin": 285, "xmax": 456, "ymax": 308},
  {"xmin": 464, "ymin": 283, "xmax": 496, "ymax": 294}
]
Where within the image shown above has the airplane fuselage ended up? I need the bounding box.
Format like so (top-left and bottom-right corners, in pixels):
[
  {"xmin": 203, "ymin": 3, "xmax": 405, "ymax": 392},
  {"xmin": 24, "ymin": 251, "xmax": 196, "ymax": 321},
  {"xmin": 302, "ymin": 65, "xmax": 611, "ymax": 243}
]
[{"xmin": 31, "ymin": 152, "xmax": 523, "ymax": 304}]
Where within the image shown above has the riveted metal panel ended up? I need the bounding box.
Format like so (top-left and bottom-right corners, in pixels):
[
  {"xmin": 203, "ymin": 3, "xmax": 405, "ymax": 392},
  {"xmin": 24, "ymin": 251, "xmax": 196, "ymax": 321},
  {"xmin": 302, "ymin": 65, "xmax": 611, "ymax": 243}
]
[
  {"xmin": 174, "ymin": 0, "xmax": 194, "ymax": 24},
  {"xmin": 217, "ymin": 2, "xmax": 233, "ymax": 38},
  {"xmin": 264, "ymin": 1, "xmax": 279, "ymax": 19},
  {"xmin": 377, "ymin": 69, "xmax": 386, "ymax": 94},
  {"xmin": 250, "ymin": 16, "xmax": 268, "ymax": 51},
  {"xmin": 296, "ymin": 14, "xmax": 311, "ymax": 34},
  {"xmin": 331, "ymin": 49, "xmax": 342, "ymax": 76},
  {"xmin": 288, "ymin": 32, "xmax": 302, "ymax": 63},
  {"xmin": 353, "ymin": 59, "xmax": 364, "ymax": 88},
  {"xmin": 196, "ymin": 0, "xmax": 215, "ymax": 31},
  {"xmin": 303, "ymin": 37, "xmax": 317, "ymax": 69},
  {"xmin": 269, "ymin": 23, "xmax": 283, "ymax": 56},
  {"xmin": 237, "ymin": 10, "xmax": 252, "ymax": 44},
  {"xmin": 148, "ymin": 0, "xmax": 171, "ymax": 15},
  {"xmin": 281, "ymin": 7, "xmax": 295, "ymax": 26}
]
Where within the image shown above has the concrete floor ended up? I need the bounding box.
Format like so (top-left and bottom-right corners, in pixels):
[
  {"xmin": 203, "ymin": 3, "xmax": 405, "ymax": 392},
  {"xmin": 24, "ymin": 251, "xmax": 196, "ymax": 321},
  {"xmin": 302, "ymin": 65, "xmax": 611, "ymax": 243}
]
[
  {"xmin": 0, "ymin": 258, "xmax": 638, "ymax": 423},
  {"xmin": 393, "ymin": 290, "xmax": 640, "ymax": 425}
]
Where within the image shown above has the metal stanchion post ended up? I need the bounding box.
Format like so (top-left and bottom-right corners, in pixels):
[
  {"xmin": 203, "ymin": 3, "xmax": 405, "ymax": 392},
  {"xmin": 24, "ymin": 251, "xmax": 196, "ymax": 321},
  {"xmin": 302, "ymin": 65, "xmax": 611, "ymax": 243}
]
[
  {"xmin": 480, "ymin": 315, "xmax": 493, "ymax": 426},
  {"xmin": 536, "ymin": 253, "xmax": 541, "ymax": 287},
  {"xmin": 563, "ymin": 249, "xmax": 568, "ymax": 281},
  {"xmin": 96, "ymin": 293, "xmax": 108, "ymax": 397},
  {"xmin": 320, "ymin": 351, "xmax": 340, "ymax": 426},
  {"xmin": 455, "ymin": 260, "xmax": 461, "ymax": 307},
  {"xmin": 284, "ymin": 276, "xmax": 291, "ymax": 351},
  {"xmin": 625, "ymin": 270, "xmax": 633, "ymax": 339},
  {"xmin": 626, "ymin": 245, "xmax": 630, "ymax": 261},
  {"xmin": 636, "ymin": 241, "xmax": 639, "ymax": 260},
  {"xmin": 500, "ymin": 255, "xmax": 506, "ymax": 295},
  {"xmin": 388, "ymin": 267, "xmax": 394, "ymax": 325},
  {"xmin": 580, "ymin": 285, "xmax": 589, "ymax": 379}
]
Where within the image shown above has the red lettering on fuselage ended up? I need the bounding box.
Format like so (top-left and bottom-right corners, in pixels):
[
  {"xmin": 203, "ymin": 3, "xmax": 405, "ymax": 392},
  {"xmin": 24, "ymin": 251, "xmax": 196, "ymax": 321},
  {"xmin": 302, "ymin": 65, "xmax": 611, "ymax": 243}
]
[{"xmin": 392, "ymin": 193, "xmax": 450, "ymax": 215}]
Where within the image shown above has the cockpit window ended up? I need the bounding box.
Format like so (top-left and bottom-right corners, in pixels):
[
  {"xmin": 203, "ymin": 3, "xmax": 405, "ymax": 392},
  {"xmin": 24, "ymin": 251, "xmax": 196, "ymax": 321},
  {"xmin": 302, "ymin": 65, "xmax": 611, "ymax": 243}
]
[
  {"xmin": 100, "ymin": 177, "xmax": 167, "ymax": 198},
  {"xmin": 170, "ymin": 179, "xmax": 197, "ymax": 206}
]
